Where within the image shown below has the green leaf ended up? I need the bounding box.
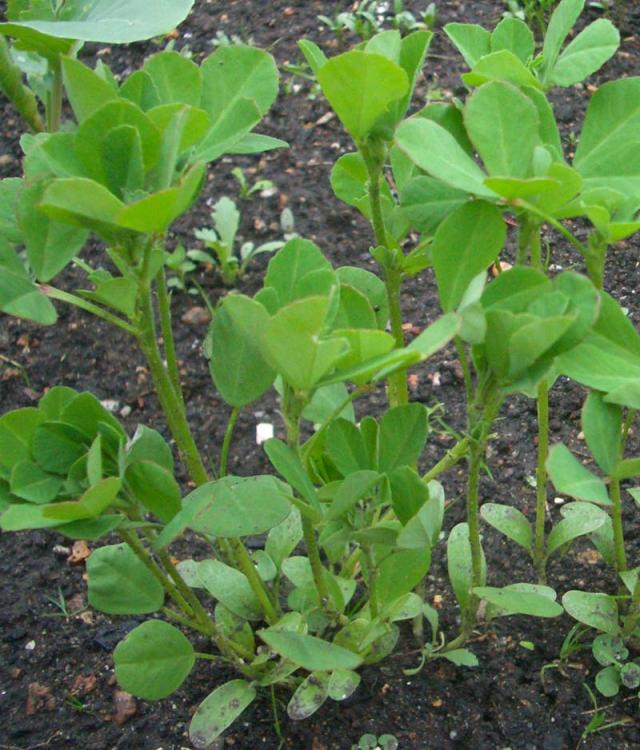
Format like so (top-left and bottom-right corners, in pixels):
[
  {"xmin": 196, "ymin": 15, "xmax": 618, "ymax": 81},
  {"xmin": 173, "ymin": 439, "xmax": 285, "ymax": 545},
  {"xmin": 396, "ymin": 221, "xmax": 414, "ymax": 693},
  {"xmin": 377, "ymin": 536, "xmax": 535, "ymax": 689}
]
[
  {"xmin": 333, "ymin": 286, "xmax": 378, "ymax": 329},
  {"xmin": 333, "ymin": 329, "xmax": 395, "ymax": 372},
  {"xmin": 43, "ymin": 477, "xmax": 121, "ymax": 521},
  {"xmin": 474, "ymin": 584, "xmax": 563, "ymax": 618},
  {"xmin": 196, "ymin": 46, "xmax": 279, "ymax": 161},
  {"xmin": 0, "ymin": 241, "xmax": 57, "ymax": 324},
  {"xmin": 547, "ymin": 444, "xmax": 610, "ymax": 505},
  {"xmin": 126, "ymin": 426, "xmax": 174, "ymax": 472},
  {"xmin": 463, "ymin": 50, "xmax": 542, "ymax": 90},
  {"xmin": 61, "ymin": 57, "xmax": 119, "ymax": 122},
  {"xmin": 0, "ymin": 177, "xmax": 23, "ymax": 244},
  {"xmin": 114, "ymin": 620, "xmax": 195, "ymax": 700},
  {"xmin": 444, "ymin": 23, "xmax": 491, "ymax": 67},
  {"xmin": 547, "ymin": 502, "xmax": 608, "ymax": 556},
  {"xmin": 143, "ymin": 51, "xmax": 202, "ymax": 107},
  {"xmin": 1, "ymin": 1, "xmax": 195, "ymax": 44},
  {"xmin": 377, "ymin": 404, "xmax": 427, "ymax": 473},
  {"xmin": 1, "ymin": 503, "xmax": 63, "ymax": 531},
  {"xmin": 596, "ymin": 665, "xmax": 621, "ymax": 697},
  {"xmin": 562, "ymin": 590, "xmax": 620, "ymax": 635},
  {"xmin": 490, "ymin": 17, "xmax": 534, "ymax": 63},
  {"xmin": 302, "ymin": 382, "xmax": 355, "ymax": 425},
  {"xmin": 287, "ymin": 672, "xmax": 330, "ymax": 720},
  {"xmin": 32, "ymin": 421, "xmax": 88, "ymax": 474},
  {"xmin": 549, "ymin": 20, "xmax": 619, "ymax": 88},
  {"xmin": 395, "ymin": 117, "xmax": 494, "ymax": 197},
  {"xmin": 264, "ymin": 439, "xmax": 320, "ymax": 513},
  {"xmin": 197, "ymin": 559, "xmax": 262, "ymax": 621},
  {"xmin": 541, "ymin": 0, "xmax": 584, "ymax": 81},
  {"xmin": 184, "ymin": 475, "xmax": 292, "ymax": 538},
  {"xmin": 376, "ymin": 548, "xmax": 431, "ymax": 606},
  {"xmin": 87, "ymin": 543, "xmax": 164, "ymax": 614},
  {"xmin": 189, "ymin": 681, "xmax": 256, "ymax": 750},
  {"xmin": 400, "ymin": 176, "xmax": 468, "ymax": 235},
  {"xmin": 328, "ymin": 670, "xmax": 361, "ymax": 701},
  {"xmin": 574, "ymin": 79, "xmax": 640, "ymax": 198},
  {"xmin": 259, "ymin": 629, "xmax": 362, "ymax": 671},
  {"xmin": 0, "ymin": 406, "xmax": 42, "ymax": 471},
  {"xmin": 327, "ymin": 470, "xmax": 380, "ymax": 521},
  {"xmin": 582, "ymin": 391, "xmax": 622, "ymax": 475},
  {"xmin": 125, "ymin": 461, "xmax": 180, "ymax": 523},
  {"xmin": 431, "ymin": 201, "xmax": 505, "ymax": 312},
  {"xmin": 442, "ymin": 649, "xmax": 479, "ymax": 667},
  {"xmin": 9, "ymin": 460, "xmax": 62, "ymax": 503},
  {"xmin": 389, "ymin": 466, "xmax": 430, "ymax": 525},
  {"xmin": 448, "ymin": 522, "xmax": 485, "ymax": 610},
  {"xmin": 265, "ymin": 509, "xmax": 303, "ymax": 570},
  {"xmin": 480, "ymin": 503, "xmax": 532, "ymax": 551},
  {"xmin": 208, "ymin": 294, "xmax": 275, "ymax": 406},
  {"xmin": 464, "ymin": 81, "xmax": 539, "ymax": 178},
  {"xmin": 262, "ymin": 296, "xmax": 346, "ymax": 391},
  {"xmin": 325, "ymin": 419, "xmax": 370, "ymax": 476},
  {"xmin": 298, "ymin": 39, "xmax": 328, "ymax": 75},
  {"xmin": 317, "ymin": 51, "xmax": 408, "ymax": 139}
]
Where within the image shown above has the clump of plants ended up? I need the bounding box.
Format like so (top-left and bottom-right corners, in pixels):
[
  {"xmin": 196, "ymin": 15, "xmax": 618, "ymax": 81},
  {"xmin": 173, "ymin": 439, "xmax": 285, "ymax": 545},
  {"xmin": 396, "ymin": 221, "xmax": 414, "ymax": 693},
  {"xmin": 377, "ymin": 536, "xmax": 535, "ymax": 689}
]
[{"xmin": 1, "ymin": 0, "xmax": 640, "ymax": 745}]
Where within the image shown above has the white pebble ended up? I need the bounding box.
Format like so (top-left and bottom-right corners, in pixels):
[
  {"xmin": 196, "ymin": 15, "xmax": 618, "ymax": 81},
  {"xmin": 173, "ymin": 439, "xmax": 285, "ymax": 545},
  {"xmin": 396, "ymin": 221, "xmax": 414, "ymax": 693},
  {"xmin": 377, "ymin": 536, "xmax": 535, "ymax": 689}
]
[
  {"xmin": 256, "ymin": 423, "xmax": 274, "ymax": 445},
  {"xmin": 25, "ymin": 640, "xmax": 36, "ymax": 651}
]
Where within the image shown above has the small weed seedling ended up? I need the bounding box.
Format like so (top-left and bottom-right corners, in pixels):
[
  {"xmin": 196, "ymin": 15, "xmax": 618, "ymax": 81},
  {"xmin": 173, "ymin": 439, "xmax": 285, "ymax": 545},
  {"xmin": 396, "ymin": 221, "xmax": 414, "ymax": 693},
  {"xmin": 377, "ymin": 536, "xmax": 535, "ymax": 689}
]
[
  {"xmin": 232, "ymin": 166, "xmax": 276, "ymax": 200},
  {"xmin": 577, "ymin": 684, "xmax": 634, "ymax": 748},
  {"xmin": 352, "ymin": 734, "xmax": 399, "ymax": 750}
]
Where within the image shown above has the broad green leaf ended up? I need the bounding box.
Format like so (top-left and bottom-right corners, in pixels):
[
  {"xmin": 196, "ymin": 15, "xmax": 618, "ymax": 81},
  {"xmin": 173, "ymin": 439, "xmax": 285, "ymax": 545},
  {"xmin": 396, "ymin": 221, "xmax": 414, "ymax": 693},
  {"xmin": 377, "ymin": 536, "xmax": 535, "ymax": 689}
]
[
  {"xmin": 542, "ymin": 0, "xmax": 584, "ymax": 81},
  {"xmin": 562, "ymin": 590, "xmax": 620, "ymax": 635},
  {"xmin": 81, "ymin": 277, "xmax": 137, "ymax": 318},
  {"xmin": 87, "ymin": 543, "xmax": 164, "ymax": 614},
  {"xmin": 197, "ymin": 559, "xmax": 262, "ymax": 621},
  {"xmin": 120, "ymin": 70, "xmax": 160, "ymax": 110},
  {"xmin": 225, "ymin": 132, "xmax": 288, "ymax": 155},
  {"xmin": 432, "ymin": 201, "xmax": 505, "ymax": 312},
  {"xmin": 56, "ymin": 515, "xmax": 122, "ymax": 541},
  {"xmin": 32, "ymin": 421, "xmax": 88, "ymax": 474},
  {"xmin": 143, "ymin": 51, "xmax": 202, "ymax": 107},
  {"xmin": 62, "ymin": 57, "xmax": 118, "ymax": 121},
  {"xmin": 287, "ymin": 672, "xmax": 330, "ymax": 720},
  {"xmin": 125, "ymin": 461, "xmax": 180, "ymax": 523},
  {"xmin": 44, "ymin": 476, "xmax": 121, "ymax": 521},
  {"xmin": 480, "ymin": 503, "xmax": 532, "ymax": 551},
  {"xmin": 596, "ymin": 666, "xmax": 621, "ymax": 697},
  {"xmin": 484, "ymin": 176, "xmax": 560, "ymax": 201},
  {"xmin": 464, "ymin": 81, "xmax": 539, "ymax": 178},
  {"xmin": 377, "ymin": 403, "xmax": 427, "ymax": 473},
  {"xmin": 490, "ymin": 17, "xmax": 534, "ymax": 63},
  {"xmin": 442, "ymin": 649, "xmax": 479, "ymax": 667},
  {"xmin": 327, "ymin": 470, "xmax": 380, "ymax": 521},
  {"xmin": 302, "ymin": 382, "xmax": 355, "ymax": 425},
  {"xmin": 444, "ymin": 23, "xmax": 491, "ymax": 67},
  {"xmin": 264, "ymin": 438, "xmax": 320, "ymax": 513},
  {"xmin": 395, "ymin": 118, "xmax": 494, "ymax": 198},
  {"xmin": 333, "ymin": 286, "xmax": 378, "ymax": 329},
  {"xmin": 38, "ymin": 386, "xmax": 77, "ymax": 420},
  {"xmin": 333, "ymin": 329, "xmax": 395, "ymax": 371},
  {"xmin": 1, "ymin": 1, "xmax": 195, "ymax": 44},
  {"xmin": 265, "ymin": 509, "xmax": 303, "ymax": 570},
  {"xmin": 189, "ymin": 681, "xmax": 256, "ymax": 750},
  {"xmin": 400, "ymin": 176, "xmax": 468, "ymax": 235},
  {"xmin": 574, "ymin": 79, "xmax": 640, "ymax": 198},
  {"xmin": 317, "ymin": 51, "xmax": 408, "ymax": 139},
  {"xmin": 507, "ymin": 315, "xmax": 573, "ymax": 379},
  {"xmin": 0, "ymin": 406, "xmax": 42, "ymax": 470},
  {"xmin": 448, "ymin": 522, "xmax": 486, "ymax": 610},
  {"xmin": 99, "ymin": 125, "xmax": 145, "ymax": 198},
  {"xmin": 196, "ymin": 46, "xmax": 279, "ymax": 161},
  {"xmin": 549, "ymin": 20, "xmax": 619, "ymax": 88},
  {"xmin": 0, "ymin": 178, "xmax": 22, "ymax": 244},
  {"xmin": 317, "ymin": 348, "xmax": 420, "ymax": 389},
  {"xmin": 114, "ymin": 620, "xmax": 195, "ymax": 700},
  {"xmin": 0, "ymin": 241, "xmax": 57, "ymax": 324},
  {"xmin": 262, "ymin": 296, "xmax": 346, "ymax": 391},
  {"xmin": 522, "ymin": 87, "xmax": 563, "ymax": 158},
  {"xmin": 325, "ymin": 420, "xmax": 370, "ymax": 477},
  {"xmin": 185, "ymin": 475, "xmax": 292, "ymax": 538},
  {"xmin": 389, "ymin": 466, "xmax": 430, "ymax": 525},
  {"xmin": 376, "ymin": 548, "xmax": 431, "ymax": 605},
  {"xmin": 259, "ymin": 629, "xmax": 362, "ymax": 671},
  {"xmin": 9, "ymin": 460, "xmax": 62, "ymax": 503},
  {"xmin": 547, "ymin": 502, "xmax": 608, "ymax": 556},
  {"xmin": 463, "ymin": 50, "xmax": 542, "ymax": 90},
  {"xmin": 208, "ymin": 294, "xmax": 276, "ymax": 406},
  {"xmin": 474, "ymin": 584, "xmax": 563, "ymax": 617},
  {"xmin": 582, "ymin": 391, "xmax": 621, "ymax": 475},
  {"xmin": 547, "ymin": 443, "xmax": 610, "ymax": 505},
  {"xmin": 328, "ymin": 669, "xmax": 361, "ymax": 701},
  {"xmin": 0, "ymin": 503, "xmax": 63, "ymax": 531},
  {"xmin": 61, "ymin": 391, "xmax": 125, "ymax": 441}
]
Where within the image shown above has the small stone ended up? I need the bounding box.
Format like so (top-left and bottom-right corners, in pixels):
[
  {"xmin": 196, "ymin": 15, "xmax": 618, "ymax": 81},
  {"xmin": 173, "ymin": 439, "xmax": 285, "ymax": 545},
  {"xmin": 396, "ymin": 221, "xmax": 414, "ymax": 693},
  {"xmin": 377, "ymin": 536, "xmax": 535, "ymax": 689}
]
[
  {"xmin": 181, "ymin": 306, "xmax": 211, "ymax": 325},
  {"xmin": 25, "ymin": 640, "xmax": 36, "ymax": 651},
  {"xmin": 113, "ymin": 690, "xmax": 137, "ymax": 726},
  {"xmin": 52, "ymin": 544, "xmax": 71, "ymax": 557},
  {"xmin": 100, "ymin": 399, "xmax": 120, "ymax": 413},
  {"xmin": 26, "ymin": 683, "xmax": 55, "ymax": 715},
  {"xmin": 120, "ymin": 405, "xmax": 132, "ymax": 418},
  {"xmin": 256, "ymin": 423, "xmax": 274, "ymax": 445}
]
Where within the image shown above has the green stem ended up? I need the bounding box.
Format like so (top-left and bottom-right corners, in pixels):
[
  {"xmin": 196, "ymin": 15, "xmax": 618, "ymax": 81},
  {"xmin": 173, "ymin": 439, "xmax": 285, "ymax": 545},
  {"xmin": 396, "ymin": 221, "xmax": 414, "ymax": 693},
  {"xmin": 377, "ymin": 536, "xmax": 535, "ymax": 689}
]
[
  {"xmin": 136, "ymin": 274, "xmax": 210, "ymax": 486},
  {"xmin": 162, "ymin": 607, "xmax": 213, "ymax": 637},
  {"xmin": 516, "ymin": 216, "xmax": 535, "ymax": 266},
  {"xmin": 41, "ymin": 285, "xmax": 137, "ymax": 335},
  {"xmin": 584, "ymin": 235, "xmax": 606, "ymax": 291},
  {"xmin": 47, "ymin": 59, "xmax": 63, "ymax": 132},
  {"xmin": 219, "ymin": 407, "xmax": 240, "ymax": 478},
  {"xmin": 534, "ymin": 378, "xmax": 549, "ymax": 583},
  {"xmin": 156, "ymin": 267, "xmax": 184, "ymax": 407},
  {"xmin": 517, "ymin": 200, "xmax": 588, "ymax": 258},
  {"xmin": 422, "ymin": 436, "xmax": 470, "ymax": 484},
  {"xmin": 623, "ymin": 577, "xmax": 640, "ymax": 638},
  {"xmin": 454, "ymin": 337, "xmax": 474, "ymax": 415},
  {"xmin": 384, "ymin": 267, "xmax": 409, "ymax": 407},
  {"xmin": 0, "ymin": 36, "xmax": 45, "ymax": 132},
  {"xmin": 231, "ymin": 538, "xmax": 280, "ymax": 624},
  {"xmin": 609, "ymin": 476, "xmax": 628, "ymax": 573},
  {"xmin": 364, "ymin": 545, "xmax": 378, "ymax": 618}
]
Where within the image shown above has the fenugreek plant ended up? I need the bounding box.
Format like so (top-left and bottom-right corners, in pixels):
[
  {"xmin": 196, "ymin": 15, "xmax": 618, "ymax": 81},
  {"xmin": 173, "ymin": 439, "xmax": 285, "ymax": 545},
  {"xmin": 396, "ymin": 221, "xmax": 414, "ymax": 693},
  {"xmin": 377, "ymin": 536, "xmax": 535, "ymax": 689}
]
[{"xmin": 1, "ymin": 3, "xmax": 640, "ymax": 746}]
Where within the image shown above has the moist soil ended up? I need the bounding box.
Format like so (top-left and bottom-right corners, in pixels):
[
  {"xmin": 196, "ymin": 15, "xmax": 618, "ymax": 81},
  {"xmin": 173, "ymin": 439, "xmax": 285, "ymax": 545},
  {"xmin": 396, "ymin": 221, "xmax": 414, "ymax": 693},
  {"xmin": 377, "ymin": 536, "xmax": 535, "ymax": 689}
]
[{"xmin": 1, "ymin": 1, "xmax": 640, "ymax": 748}]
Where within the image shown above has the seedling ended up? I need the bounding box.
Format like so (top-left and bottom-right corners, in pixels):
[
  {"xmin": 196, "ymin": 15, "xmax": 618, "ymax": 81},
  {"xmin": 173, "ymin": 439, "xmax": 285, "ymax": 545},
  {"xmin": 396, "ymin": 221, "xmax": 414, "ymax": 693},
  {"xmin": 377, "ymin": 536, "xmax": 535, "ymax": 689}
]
[
  {"xmin": 232, "ymin": 166, "xmax": 275, "ymax": 200},
  {"xmin": 352, "ymin": 734, "xmax": 399, "ymax": 750},
  {"xmin": 577, "ymin": 684, "xmax": 633, "ymax": 747}
]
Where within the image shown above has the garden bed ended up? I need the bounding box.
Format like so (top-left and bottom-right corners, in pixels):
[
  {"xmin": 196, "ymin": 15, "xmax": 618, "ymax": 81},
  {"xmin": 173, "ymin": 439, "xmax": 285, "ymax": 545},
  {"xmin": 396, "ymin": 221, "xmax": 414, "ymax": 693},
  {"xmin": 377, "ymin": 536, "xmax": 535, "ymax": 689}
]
[{"xmin": 1, "ymin": 1, "xmax": 640, "ymax": 748}]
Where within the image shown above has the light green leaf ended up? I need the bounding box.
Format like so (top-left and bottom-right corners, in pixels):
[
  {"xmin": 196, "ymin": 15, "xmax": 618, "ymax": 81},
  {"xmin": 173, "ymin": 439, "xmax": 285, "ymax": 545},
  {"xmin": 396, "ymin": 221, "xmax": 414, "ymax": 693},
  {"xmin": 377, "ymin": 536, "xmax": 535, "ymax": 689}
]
[
  {"xmin": 189, "ymin": 681, "xmax": 256, "ymax": 750},
  {"xmin": 490, "ymin": 17, "xmax": 534, "ymax": 63},
  {"xmin": 474, "ymin": 584, "xmax": 563, "ymax": 618},
  {"xmin": 125, "ymin": 461, "xmax": 180, "ymax": 523},
  {"xmin": 547, "ymin": 502, "xmax": 608, "ymax": 556},
  {"xmin": 480, "ymin": 503, "xmax": 532, "ymax": 551},
  {"xmin": 143, "ymin": 51, "xmax": 202, "ymax": 106},
  {"xmin": 448, "ymin": 522, "xmax": 486, "ymax": 610},
  {"xmin": 582, "ymin": 391, "xmax": 622, "ymax": 476},
  {"xmin": 328, "ymin": 669, "xmax": 361, "ymax": 701},
  {"xmin": 400, "ymin": 176, "xmax": 468, "ymax": 235},
  {"xmin": 197, "ymin": 559, "xmax": 262, "ymax": 621},
  {"xmin": 317, "ymin": 51, "xmax": 408, "ymax": 140},
  {"xmin": 62, "ymin": 56, "xmax": 119, "ymax": 122},
  {"xmin": 547, "ymin": 443, "xmax": 611, "ymax": 505},
  {"xmin": 378, "ymin": 403, "xmax": 427, "ymax": 473},
  {"xmin": 562, "ymin": 590, "xmax": 620, "ymax": 635},
  {"xmin": 542, "ymin": 0, "xmax": 584, "ymax": 81},
  {"xmin": 376, "ymin": 548, "xmax": 431, "ymax": 606},
  {"xmin": 259, "ymin": 629, "xmax": 362, "ymax": 671},
  {"xmin": 114, "ymin": 620, "xmax": 194, "ymax": 700},
  {"xmin": 0, "ymin": 241, "xmax": 57, "ymax": 324},
  {"xmin": 287, "ymin": 672, "xmax": 330, "ymax": 720},
  {"xmin": 444, "ymin": 23, "xmax": 491, "ymax": 67},
  {"xmin": 463, "ymin": 50, "xmax": 542, "ymax": 90},
  {"xmin": 10, "ymin": 460, "xmax": 62, "ymax": 503},
  {"xmin": 549, "ymin": 20, "xmax": 619, "ymax": 88}
]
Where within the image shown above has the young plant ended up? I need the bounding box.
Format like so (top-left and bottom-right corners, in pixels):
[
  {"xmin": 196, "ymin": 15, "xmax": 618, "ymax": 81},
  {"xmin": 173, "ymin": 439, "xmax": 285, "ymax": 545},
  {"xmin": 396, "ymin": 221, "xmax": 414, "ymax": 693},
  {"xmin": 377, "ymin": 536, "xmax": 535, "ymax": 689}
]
[
  {"xmin": 503, "ymin": 0, "xmax": 558, "ymax": 38},
  {"xmin": 232, "ymin": 166, "xmax": 275, "ymax": 200},
  {"xmin": 193, "ymin": 196, "xmax": 285, "ymax": 286},
  {"xmin": 318, "ymin": 1, "xmax": 382, "ymax": 43},
  {"xmin": 352, "ymin": 734, "xmax": 399, "ymax": 750},
  {"xmin": 0, "ymin": 0, "xmax": 195, "ymax": 131}
]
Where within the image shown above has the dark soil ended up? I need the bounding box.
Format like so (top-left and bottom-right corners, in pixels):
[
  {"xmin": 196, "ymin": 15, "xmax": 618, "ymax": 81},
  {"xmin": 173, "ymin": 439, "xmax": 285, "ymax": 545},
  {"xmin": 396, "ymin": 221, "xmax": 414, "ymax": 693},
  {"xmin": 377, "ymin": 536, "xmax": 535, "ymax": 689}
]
[{"xmin": 2, "ymin": 1, "xmax": 640, "ymax": 749}]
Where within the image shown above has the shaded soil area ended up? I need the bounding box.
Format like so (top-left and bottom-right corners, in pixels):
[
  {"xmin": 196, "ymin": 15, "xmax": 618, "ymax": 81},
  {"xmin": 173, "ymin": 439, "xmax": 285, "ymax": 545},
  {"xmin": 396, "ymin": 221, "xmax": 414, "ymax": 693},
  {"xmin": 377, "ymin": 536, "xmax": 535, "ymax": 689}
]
[{"xmin": 2, "ymin": 1, "xmax": 640, "ymax": 748}]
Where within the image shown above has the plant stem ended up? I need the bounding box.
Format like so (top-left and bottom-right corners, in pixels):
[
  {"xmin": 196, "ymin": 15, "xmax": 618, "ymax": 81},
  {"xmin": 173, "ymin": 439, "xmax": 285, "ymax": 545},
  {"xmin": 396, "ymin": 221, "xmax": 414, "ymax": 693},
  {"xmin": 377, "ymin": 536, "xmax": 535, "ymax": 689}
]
[
  {"xmin": 364, "ymin": 545, "xmax": 378, "ymax": 618},
  {"xmin": 219, "ymin": 406, "xmax": 241, "ymax": 478},
  {"xmin": 136, "ymin": 274, "xmax": 210, "ymax": 485},
  {"xmin": 609, "ymin": 476, "xmax": 628, "ymax": 573},
  {"xmin": 454, "ymin": 337, "xmax": 474, "ymax": 414},
  {"xmin": 47, "ymin": 59, "xmax": 63, "ymax": 132},
  {"xmin": 422, "ymin": 435, "xmax": 470, "ymax": 484},
  {"xmin": 155, "ymin": 267, "xmax": 184, "ymax": 407},
  {"xmin": 534, "ymin": 378, "xmax": 549, "ymax": 583},
  {"xmin": 231, "ymin": 538, "xmax": 280, "ymax": 624},
  {"xmin": 516, "ymin": 216, "xmax": 535, "ymax": 265},
  {"xmin": 41, "ymin": 285, "xmax": 137, "ymax": 335},
  {"xmin": 0, "ymin": 36, "xmax": 45, "ymax": 132},
  {"xmin": 623, "ymin": 577, "xmax": 640, "ymax": 638},
  {"xmin": 384, "ymin": 267, "xmax": 409, "ymax": 407},
  {"xmin": 584, "ymin": 235, "xmax": 606, "ymax": 291}
]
